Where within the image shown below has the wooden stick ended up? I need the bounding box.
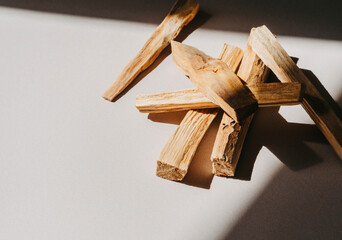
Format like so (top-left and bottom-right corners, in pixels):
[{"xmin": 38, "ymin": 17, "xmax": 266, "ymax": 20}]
[
  {"xmin": 156, "ymin": 109, "xmax": 218, "ymax": 181},
  {"xmin": 171, "ymin": 41, "xmax": 257, "ymax": 122},
  {"xmin": 249, "ymin": 25, "xmax": 342, "ymax": 160},
  {"xmin": 156, "ymin": 44, "xmax": 243, "ymax": 181},
  {"xmin": 136, "ymin": 82, "xmax": 302, "ymax": 113},
  {"xmin": 211, "ymin": 39, "xmax": 270, "ymax": 177},
  {"xmin": 102, "ymin": 0, "xmax": 199, "ymax": 101}
]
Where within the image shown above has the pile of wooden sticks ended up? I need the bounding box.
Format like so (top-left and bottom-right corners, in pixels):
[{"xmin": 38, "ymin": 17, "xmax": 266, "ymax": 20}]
[{"xmin": 102, "ymin": 0, "xmax": 342, "ymax": 181}]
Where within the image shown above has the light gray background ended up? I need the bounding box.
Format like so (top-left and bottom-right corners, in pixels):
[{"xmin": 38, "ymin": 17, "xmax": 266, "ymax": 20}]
[{"xmin": 1, "ymin": 1, "xmax": 342, "ymax": 239}]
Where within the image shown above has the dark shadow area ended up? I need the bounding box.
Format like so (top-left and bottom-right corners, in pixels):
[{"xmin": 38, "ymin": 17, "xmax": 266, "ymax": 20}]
[
  {"xmin": 1, "ymin": 0, "xmax": 341, "ymax": 40},
  {"xmin": 223, "ymin": 154, "xmax": 342, "ymax": 240},
  {"xmin": 302, "ymin": 69, "xmax": 342, "ymax": 120},
  {"xmin": 234, "ymin": 67, "xmax": 342, "ymax": 180},
  {"xmin": 234, "ymin": 107, "xmax": 325, "ymax": 181},
  {"xmin": 148, "ymin": 110, "xmax": 188, "ymax": 125},
  {"xmin": 111, "ymin": 10, "xmax": 210, "ymax": 102},
  {"xmin": 222, "ymin": 94, "xmax": 342, "ymax": 239}
]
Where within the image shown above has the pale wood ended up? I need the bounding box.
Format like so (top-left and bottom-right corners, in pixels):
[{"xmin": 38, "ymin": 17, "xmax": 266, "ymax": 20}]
[
  {"xmin": 211, "ymin": 39, "xmax": 270, "ymax": 177},
  {"xmin": 171, "ymin": 41, "xmax": 257, "ymax": 122},
  {"xmin": 249, "ymin": 25, "xmax": 342, "ymax": 160},
  {"xmin": 102, "ymin": 0, "xmax": 199, "ymax": 101},
  {"xmin": 136, "ymin": 82, "xmax": 302, "ymax": 113},
  {"xmin": 156, "ymin": 109, "xmax": 218, "ymax": 181},
  {"xmin": 250, "ymin": 82, "xmax": 302, "ymax": 106},
  {"xmin": 156, "ymin": 45, "xmax": 243, "ymax": 181}
]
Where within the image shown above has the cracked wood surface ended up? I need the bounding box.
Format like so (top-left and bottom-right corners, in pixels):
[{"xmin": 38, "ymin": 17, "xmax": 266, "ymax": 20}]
[{"xmin": 211, "ymin": 38, "xmax": 270, "ymax": 177}]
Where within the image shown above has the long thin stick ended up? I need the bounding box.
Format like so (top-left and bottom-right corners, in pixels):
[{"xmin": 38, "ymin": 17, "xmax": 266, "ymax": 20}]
[
  {"xmin": 136, "ymin": 82, "xmax": 302, "ymax": 113},
  {"xmin": 102, "ymin": 0, "xmax": 199, "ymax": 101},
  {"xmin": 249, "ymin": 25, "xmax": 342, "ymax": 160}
]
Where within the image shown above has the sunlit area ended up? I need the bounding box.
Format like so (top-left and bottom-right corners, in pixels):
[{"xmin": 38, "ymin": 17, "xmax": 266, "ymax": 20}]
[{"xmin": 1, "ymin": 1, "xmax": 341, "ymax": 239}]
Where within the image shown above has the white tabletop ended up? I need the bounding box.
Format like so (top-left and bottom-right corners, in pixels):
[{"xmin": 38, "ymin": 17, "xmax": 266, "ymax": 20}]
[{"xmin": 1, "ymin": 5, "xmax": 341, "ymax": 240}]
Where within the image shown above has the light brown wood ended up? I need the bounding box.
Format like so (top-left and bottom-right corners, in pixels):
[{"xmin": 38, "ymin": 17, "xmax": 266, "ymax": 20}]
[
  {"xmin": 136, "ymin": 82, "xmax": 302, "ymax": 113},
  {"xmin": 156, "ymin": 45, "xmax": 243, "ymax": 181},
  {"xmin": 211, "ymin": 38, "xmax": 270, "ymax": 177},
  {"xmin": 250, "ymin": 82, "xmax": 302, "ymax": 106},
  {"xmin": 102, "ymin": 0, "xmax": 199, "ymax": 101},
  {"xmin": 156, "ymin": 109, "xmax": 218, "ymax": 181},
  {"xmin": 171, "ymin": 41, "xmax": 257, "ymax": 122},
  {"xmin": 249, "ymin": 25, "xmax": 342, "ymax": 160}
]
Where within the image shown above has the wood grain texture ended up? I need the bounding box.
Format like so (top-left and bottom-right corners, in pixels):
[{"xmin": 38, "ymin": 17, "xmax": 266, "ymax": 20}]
[
  {"xmin": 156, "ymin": 109, "xmax": 218, "ymax": 181},
  {"xmin": 102, "ymin": 0, "xmax": 199, "ymax": 101},
  {"xmin": 156, "ymin": 45, "xmax": 243, "ymax": 181},
  {"xmin": 211, "ymin": 39, "xmax": 270, "ymax": 177},
  {"xmin": 171, "ymin": 41, "xmax": 257, "ymax": 122},
  {"xmin": 136, "ymin": 82, "xmax": 302, "ymax": 113},
  {"xmin": 249, "ymin": 25, "xmax": 342, "ymax": 160}
]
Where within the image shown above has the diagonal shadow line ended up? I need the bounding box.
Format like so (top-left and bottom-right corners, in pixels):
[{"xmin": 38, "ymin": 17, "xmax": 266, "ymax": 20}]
[
  {"xmin": 1, "ymin": 0, "xmax": 341, "ymax": 40},
  {"xmin": 234, "ymin": 106, "xmax": 326, "ymax": 181},
  {"xmin": 223, "ymin": 92, "xmax": 342, "ymax": 240},
  {"xmin": 111, "ymin": 10, "xmax": 211, "ymax": 102},
  {"xmin": 234, "ymin": 68, "xmax": 342, "ymax": 181}
]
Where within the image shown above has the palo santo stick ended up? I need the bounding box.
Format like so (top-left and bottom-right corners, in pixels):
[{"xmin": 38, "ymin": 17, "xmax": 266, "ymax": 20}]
[
  {"xmin": 249, "ymin": 25, "xmax": 342, "ymax": 160},
  {"xmin": 156, "ymin": 44, "xmax": 243, "ymax": 181},
  {"xmin": 136, "ymin": 82, "xmax": 302, "ymax": 113},
  {"xmin": 171, "ymin": 41, "xmax": 257, "ymax": 122},
  {"xmin": 211, "ymin": 39, "xmax": 270, "ymax": 177},
  {"xmin": 156, "ymin": 109, "xmax": 218, "ymax": 181},
  {"xmin": 250, "ymin": 82, "xmax": 302, "ymax": 106},
  {"xmin": 102, "ymin": 0, "xmax": 199, "ymax": 101}
]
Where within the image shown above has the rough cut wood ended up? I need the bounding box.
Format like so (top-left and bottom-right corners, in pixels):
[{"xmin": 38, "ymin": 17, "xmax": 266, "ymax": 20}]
[
  {"xmin": 171, "ymin": 41, "xmax": 257, "ymax": 122},
  {"xmin": 156, "ymin": 109, "xmax": 218, "ymax": 181},
  {"xmin": 249, "ymin": 25, "xmax": 342, "ymax": 160},
  {"xmin": 136, "ymin": 82, "xmax": 302, "ymax": 113},
  {"xmin": 102, "ymin": 0, "xmax": 199, "ymax": 101},
  {"xmin": 211, "ymin": 39, "xmax": 270, "ymax": 177},
  {"xmin": 156, "ymin": 45, "xmax": 243, "ymax": 181}
]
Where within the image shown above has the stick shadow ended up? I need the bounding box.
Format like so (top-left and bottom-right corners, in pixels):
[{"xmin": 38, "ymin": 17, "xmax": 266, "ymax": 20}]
[{"xmin": 234, "ymin": 68, "xmax": 342, "ymax": 180}]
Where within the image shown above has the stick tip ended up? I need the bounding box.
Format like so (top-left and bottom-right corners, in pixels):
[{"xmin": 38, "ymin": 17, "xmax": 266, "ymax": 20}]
[
  {"xmin": 156, "ymin": 161, "xmax": 186, "ymax": 181},
  {"xmin": 102, "ymin": 92, "xmax": 114, "ymax": 102},
  {"xmin": 211, "ymin": 157, "xmax": 235, "ymax": 177}
]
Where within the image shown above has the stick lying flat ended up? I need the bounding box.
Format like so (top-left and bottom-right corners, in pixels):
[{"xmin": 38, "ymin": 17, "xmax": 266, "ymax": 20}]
[
  {"xmin": 102, "ymin": 0, "xmax": 199, "ymax": 101},
  {"xmin": 249, "ymin": 25, "xmax": 342, "ymax": 160},
  {"xmin": 156, "ymin": 44, "xmax": 243, "ymax": 181},
  {"xmin": 156, "ymin": 109, "xmax": 218, "ymax": 181},
  {"xmin": 136, "ymin": 82, "xmax": 302, "ymax": 113},
  {"xmin": 171, "ymin": 41, "xmax": 257, "ymax": 122},
  {"xmin": 211, "ymin": 39, "xmax": 270, "ymax": 177}
]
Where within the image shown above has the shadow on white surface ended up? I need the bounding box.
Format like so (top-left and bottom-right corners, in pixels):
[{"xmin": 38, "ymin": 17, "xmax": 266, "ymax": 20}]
[
  {"xmin": 1, "ymin": 2, "xmax": 341, "ymax": 239},
  {"xmin": 222, "ymin": 154, "xmax": 342, "ymax": 240},
  {"xmin": 0, "ymin": 0, "xmax": 341, "ymax": 40}
]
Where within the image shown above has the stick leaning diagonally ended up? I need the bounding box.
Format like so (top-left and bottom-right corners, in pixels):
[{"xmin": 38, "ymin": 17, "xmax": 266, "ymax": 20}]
[
  {"xmin": 171, "ymin": 41, "xmax": 257, "ymax": 122},
  {"xmin": 102, "ymin": 0, "xmax": 199, "ymax": 101},
  {"xmin": 249, "ymin": 25, "xmax": 342, "ymax": 160},
  {"xmin": 211, "ymin": 38, "xmax": 270, "ymax": 177}
]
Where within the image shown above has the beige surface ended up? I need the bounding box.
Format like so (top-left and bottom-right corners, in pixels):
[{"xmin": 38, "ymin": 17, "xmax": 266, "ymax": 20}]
[{"xmin": 0, "ymin": 6, "xmax": 341, "ymax": 240}]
